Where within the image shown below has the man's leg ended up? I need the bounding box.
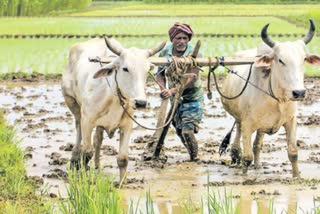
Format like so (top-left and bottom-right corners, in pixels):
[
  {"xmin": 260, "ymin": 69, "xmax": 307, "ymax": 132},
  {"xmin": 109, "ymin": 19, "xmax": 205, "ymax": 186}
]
[
  {"xmin": 182, "ymin": 128, "xmax": 198, "ymax": 161},
  {"xmin": 179, "ymin": 101, "xmax": 202, "ymax": 161}
]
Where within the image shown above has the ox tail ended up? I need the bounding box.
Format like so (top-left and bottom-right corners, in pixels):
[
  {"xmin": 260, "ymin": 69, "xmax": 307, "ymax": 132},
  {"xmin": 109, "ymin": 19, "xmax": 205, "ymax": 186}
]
[{"xmin": 219, "ymin": 121, "xmax": 236, "ymax": 156}]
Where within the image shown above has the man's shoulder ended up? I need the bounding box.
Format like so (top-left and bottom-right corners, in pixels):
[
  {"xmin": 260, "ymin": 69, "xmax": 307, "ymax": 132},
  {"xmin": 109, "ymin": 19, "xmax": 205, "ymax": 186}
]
[{"xmin": 159, "ymin": 43, "xmax": 172, "ymax": 57}]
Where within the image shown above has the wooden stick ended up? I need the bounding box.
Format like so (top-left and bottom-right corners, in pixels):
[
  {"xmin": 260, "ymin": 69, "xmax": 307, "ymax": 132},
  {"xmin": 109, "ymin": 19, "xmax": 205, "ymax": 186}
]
[
  {"xmin": 153, "ymin": 40, "xmax": 202, "ymax": 159},
  {"xmin": 89, "ymin": 56, "xmax": 255, "ymax": 66}
]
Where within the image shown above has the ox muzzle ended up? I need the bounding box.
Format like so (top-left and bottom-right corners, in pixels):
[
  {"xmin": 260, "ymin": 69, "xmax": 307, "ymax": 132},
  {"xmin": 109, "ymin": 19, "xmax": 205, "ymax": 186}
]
[
  {"xmin": 135, "ymin": 99, "xmax": 147, "ymax": 108},
  {"xmin": 292, "ymin": 89, "xmax": 306, "ymax": 100}
]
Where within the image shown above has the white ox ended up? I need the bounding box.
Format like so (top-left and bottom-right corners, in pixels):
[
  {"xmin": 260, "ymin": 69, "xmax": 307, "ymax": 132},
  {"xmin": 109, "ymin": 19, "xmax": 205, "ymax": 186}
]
[
  {"xmin": 62, "ymin": 38, "xmax": 165, "ymax": 182},
  {"xmin": 221, "ymin": 20, "xmax": 320, "ymax": 177}
]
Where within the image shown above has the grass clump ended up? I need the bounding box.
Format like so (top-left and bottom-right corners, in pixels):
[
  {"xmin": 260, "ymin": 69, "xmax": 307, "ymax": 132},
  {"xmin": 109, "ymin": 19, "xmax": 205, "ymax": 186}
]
[
  {"xmin": 58, "ymin": 168, "xmax": 122, "ymax": 214},
  {"xmin": 0, "ymin": 113, "xmax": 53, "ymax": 213}
]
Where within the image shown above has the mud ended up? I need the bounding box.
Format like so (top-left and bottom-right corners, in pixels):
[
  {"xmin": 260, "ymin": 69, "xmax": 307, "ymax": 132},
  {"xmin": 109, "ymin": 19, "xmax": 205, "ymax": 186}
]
[{"xmin": 0, "ymin": 77, "xmax": 319, "ymax": 212}]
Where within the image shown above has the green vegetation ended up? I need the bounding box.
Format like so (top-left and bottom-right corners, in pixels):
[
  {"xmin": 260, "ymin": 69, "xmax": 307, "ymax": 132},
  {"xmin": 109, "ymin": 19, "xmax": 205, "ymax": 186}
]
[
  {"xmin": 67, "ymin": 3, "xmax": 319, "ymax": 21},
  {"xmin": 58, "ymin": 169, "xmax": 122, "ymax": 214},
  {"xmin": 0, "ymin": 0, "xmax": 92, "ymax": 16},
  {"xmin": 142, "ymin": 0, "xmax": 318, "ymax": 3},
  {"xmin": 0, "ymin": 113, "xmax": 53, "ymax": 213},
  {"xmin": 0, "ymin": 16, "xmax": 309, "ymax": 35},
  {"xmin": 1, "ymin": 35, "xmax": 319, "ymax": 77}
]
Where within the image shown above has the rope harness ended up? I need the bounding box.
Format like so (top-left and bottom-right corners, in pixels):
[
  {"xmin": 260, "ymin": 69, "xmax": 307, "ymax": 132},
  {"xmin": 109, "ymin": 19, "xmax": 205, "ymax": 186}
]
[
  {"xmin": 206, "ymin": 56, "xmax": 280, "ymax": 102},
  {"xmin": 91, "ymin": 55, "xmax": 280, "ymax": 131},
  {"xmin": 112, "ymin": 55, "xmax": 198, "ymax": 130}
]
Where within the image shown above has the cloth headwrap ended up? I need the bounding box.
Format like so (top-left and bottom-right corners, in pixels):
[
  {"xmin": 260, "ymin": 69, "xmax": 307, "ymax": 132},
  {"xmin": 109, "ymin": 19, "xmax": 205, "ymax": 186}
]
[{"xmin": 168, "ymin": 22, "xmax": 194, "ymax": 41}]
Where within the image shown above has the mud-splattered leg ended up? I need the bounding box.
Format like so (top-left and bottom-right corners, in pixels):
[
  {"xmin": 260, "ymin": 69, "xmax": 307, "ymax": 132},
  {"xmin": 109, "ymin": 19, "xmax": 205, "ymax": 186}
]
[
  {"xmin": 241, "ymin": 122, "xmax": 254, "ymax": 174},
  {"xmin": 231, "ymin": 122, "xmax": 241, "ymax": 165},
  {"xmin": 182, "ymin": 129, "xmax": 198, "ymax": 161},
  {"xmin": 253, "ymin": 131, "xmax": 265, "ymax": 169},
  {"xmin": 63, "ymin": 94, "xmax": 82, "ymax": 169},
  {"xmin": 81, "ymin": 117, "xmax": 94, "ymax": 169},
  {"xmin": 118, "ymin": 120, "xmax": 132, "ymax": 184},
  {"xmin": 284, "ymin": 117, "xmax": 300, "ymax": 178},
  {"xmin": 93, "ymin": 126, "xmax": 104, "ymax": 169}
]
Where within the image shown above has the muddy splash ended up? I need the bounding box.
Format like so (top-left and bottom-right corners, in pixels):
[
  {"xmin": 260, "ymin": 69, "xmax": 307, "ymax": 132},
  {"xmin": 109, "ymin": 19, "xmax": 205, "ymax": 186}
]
[{"xmin": 0, "ymin": 77, "xmax": 319, "ymax": 213}]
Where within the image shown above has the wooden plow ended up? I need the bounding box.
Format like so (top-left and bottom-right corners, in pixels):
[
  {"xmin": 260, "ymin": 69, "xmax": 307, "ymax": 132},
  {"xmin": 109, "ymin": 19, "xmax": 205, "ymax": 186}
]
[{"xmin": 89, "ymin": 41, "xmax": 256, "ymax": 160}]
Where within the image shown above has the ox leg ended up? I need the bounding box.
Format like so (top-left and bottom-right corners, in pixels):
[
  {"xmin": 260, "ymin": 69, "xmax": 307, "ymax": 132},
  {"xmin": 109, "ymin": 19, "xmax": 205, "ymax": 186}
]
[
  {"xmin": 70, "ymin": 120, "xmax": 82, "ymax": 169},
  {"xmin": 63, "ymin": 94, "xmax": 82, "ymax": 169},
  {"xmin": 93, "ymin": 126, "xmax": 104, "ymax": 169},
  {"xmin": 241, "ymin": 124, "xmax": 254, "ymax": 174},
  {"xmin": 81, "ymin": 117, "xmax": 94, "ymax": 169},
  {"xmin": 231, "ymin": 122, "xmax": 241, "ymax": 165},
  {"xmin": 118, "ymin": 124, "xmax": 132, "ymax": 184},
  {"xmin": 253, "ymin": 131, "xmax": 265, "ymax": 169},
  {"xmin": 284, "ymin": 118, "xmax": 300, "ymax": 178}
]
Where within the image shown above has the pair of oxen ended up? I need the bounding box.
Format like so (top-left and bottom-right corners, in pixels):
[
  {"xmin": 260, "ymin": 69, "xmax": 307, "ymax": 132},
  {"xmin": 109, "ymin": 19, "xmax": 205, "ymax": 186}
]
[{"xmin": 61, "ymin": 21, "xmax": 320, "ymax": 183}]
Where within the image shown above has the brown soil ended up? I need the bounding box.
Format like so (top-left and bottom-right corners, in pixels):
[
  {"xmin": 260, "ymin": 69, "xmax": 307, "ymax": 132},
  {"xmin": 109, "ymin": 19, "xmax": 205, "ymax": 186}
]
[{"xmin": 0, "ymin": 77, "xmax": 319, "ymax": 212}]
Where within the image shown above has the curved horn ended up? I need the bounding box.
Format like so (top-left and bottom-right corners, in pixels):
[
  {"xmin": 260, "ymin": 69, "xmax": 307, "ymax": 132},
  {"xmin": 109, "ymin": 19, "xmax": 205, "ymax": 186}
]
[
  {"xmin": 146, "ymin": 41, "xmax": 167, "ymax": 57},
  {"xmin": 104, "ymin": 37, "xmax": 122, "ymax": 56},
  {"xmin": 261, "ymin": 23, "xmax": 275, "ymax": 48},
  {"xmin": 302, "ymin": 19, "xmax": 315, "ymax": 45}
]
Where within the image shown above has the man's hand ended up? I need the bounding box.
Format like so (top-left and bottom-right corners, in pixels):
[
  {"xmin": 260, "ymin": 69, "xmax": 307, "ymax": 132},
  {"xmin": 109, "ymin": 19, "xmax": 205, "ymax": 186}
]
[{"xmin": 160, "ymin": 88, "xmax": 177, "ymax": 100}]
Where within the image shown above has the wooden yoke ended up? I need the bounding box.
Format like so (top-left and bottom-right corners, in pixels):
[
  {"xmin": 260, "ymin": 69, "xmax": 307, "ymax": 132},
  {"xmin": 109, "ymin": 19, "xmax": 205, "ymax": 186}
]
[
  {"xmin": 90, "ymin": 55, "xmax": 255, "ymax": 66},
  {"xmin": 153, "ymin": 40, "xmax": 201, "ymax": 159}
]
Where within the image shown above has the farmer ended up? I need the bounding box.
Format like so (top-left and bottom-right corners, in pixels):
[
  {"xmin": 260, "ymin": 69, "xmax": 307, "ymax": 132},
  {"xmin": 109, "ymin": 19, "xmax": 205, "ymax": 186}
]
[{"xmin": 156, "ymin": 22, "xmax": 204, "ymax": 161}]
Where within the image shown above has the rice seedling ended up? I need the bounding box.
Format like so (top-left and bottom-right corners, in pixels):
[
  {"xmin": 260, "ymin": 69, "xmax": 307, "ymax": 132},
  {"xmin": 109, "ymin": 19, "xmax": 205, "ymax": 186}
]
[
  {"xmin": 0, "ymin": 16, "xmax": 309, "ymax": 35},
  {"xmin": 1, "ymin": 35, "xmax": 319, "ymax": 77},
  {"xmin": 58, "ymin": 168, "xmax": 122, "ymax": 214},
  {"xmin": 0, "ymin": 113, "xmax": 53, "ymax": 213}
]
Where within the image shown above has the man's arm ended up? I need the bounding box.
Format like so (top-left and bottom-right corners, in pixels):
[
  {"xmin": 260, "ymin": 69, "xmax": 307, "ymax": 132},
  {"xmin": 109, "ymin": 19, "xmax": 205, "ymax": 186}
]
[{"xmin": 157, "ymin": 67, "xmax": 177, "ymax": 100}]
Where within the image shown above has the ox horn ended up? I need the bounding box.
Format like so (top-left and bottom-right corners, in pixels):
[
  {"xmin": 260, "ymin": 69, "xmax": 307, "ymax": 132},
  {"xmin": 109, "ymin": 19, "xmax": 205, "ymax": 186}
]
[
  {"xmin": 261, "ymin": 23, "xmax": 275, "ymax": 48},
  {"xmin": 146, "ymin": 41, "xmax": 167, "ymax": 57},
  {"xmin": 302, "ymin": 19, "xmax": 315, "ymax": 45},
  {"xmin": 104, "ymin": 37, "xmax": 123, "ymax": 56}
]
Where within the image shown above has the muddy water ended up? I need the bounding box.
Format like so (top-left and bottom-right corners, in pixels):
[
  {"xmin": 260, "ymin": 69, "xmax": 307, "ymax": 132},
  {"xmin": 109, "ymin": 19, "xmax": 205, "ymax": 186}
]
[{"xmin": 0, "ymin": 78, "xmax": 320, "ymax": 213}]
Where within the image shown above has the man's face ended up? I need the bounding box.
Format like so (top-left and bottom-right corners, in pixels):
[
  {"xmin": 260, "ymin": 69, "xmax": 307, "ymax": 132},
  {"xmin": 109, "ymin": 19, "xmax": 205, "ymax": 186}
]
[{"xmin": 172, "ymin": 32, "xmax": 189, "ymax": 53}]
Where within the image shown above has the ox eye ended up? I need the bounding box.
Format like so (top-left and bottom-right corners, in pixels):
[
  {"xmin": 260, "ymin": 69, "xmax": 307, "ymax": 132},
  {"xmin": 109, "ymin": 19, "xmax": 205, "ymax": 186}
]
[
  {"xmin": 123, "ymin": 67, "xmax": 129, "ymax": 72},
  {"xmin": 278, "ymin": 59, "xmax": 285, "ymax": 65}
]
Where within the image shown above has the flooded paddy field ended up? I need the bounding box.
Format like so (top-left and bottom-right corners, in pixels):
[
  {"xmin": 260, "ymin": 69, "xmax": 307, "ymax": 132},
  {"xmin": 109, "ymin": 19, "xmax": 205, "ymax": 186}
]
[{"xmin": 0, "ymin": 77, "xmax": 320, "ymax": 213}]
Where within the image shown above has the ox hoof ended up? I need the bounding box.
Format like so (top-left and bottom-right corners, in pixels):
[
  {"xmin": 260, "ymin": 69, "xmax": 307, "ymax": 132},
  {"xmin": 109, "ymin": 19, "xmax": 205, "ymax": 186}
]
[
  {"xmin": 113, "ymin": 179, "xmax": 127, "ymax": 188},
  {"xmin": 231, "ymin": 157, "xmax": 241, "ymax": 165},
  {"xmin": 292, "ymin": 172, "xmax": 300, "ymax": 178},
  {"xmin": 70, "ymin": 158, "xmax": 81, "ymax": 170},
  {"xmin": 254, "ymin": 164, "xmax": 261, "ymax": 170},
  {"xmin": 242, "ymin": 159, "xmax": 252, "ymax": 167},
  {"xmin": 82, "ymin": 152, "xmax": 93, "ymax": 167},
  {"xmin": 113, "ymin": 181, "xmax": 120, "ymax": 188},
  {"xmin": 242, "ymin": 167, "xmax": 249, "ymax": 175},
  {"xmin": 242, "ymin": 160, "xmax": 252, "ymax": 174},
  {"xmin": 230, "ymin": 149, "xmax": 241, "ymax": 165}
]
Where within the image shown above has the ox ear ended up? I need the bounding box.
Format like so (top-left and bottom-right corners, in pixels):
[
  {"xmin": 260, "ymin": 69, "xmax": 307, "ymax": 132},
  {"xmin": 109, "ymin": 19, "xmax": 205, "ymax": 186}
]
[
  {"xmin": 255, "ymin": 54, "xmax": 274, "ymax": 68},
  {"xmin": 305, "ymin": 54, "xmax": 320, "ymax": 65},
  {"xmin": 93, "ymin": 64, "xmax": 115, "ymax": 79}
]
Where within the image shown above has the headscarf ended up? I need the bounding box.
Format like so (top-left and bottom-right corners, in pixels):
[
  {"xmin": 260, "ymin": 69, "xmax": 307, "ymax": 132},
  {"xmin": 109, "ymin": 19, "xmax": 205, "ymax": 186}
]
[{"xmin": 168, "ymin": 22, "xmax": 194, "ymax": 42}]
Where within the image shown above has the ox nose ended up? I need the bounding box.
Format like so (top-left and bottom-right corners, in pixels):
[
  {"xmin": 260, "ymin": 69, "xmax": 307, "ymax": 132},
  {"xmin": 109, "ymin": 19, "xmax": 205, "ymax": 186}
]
[
  {"xmin": 135, "ymin": 100, "xmax": 147, "ymax": 108},
  {"xmin": 292, "ymin": 90, "xmax": 306, "ymax": 99}
]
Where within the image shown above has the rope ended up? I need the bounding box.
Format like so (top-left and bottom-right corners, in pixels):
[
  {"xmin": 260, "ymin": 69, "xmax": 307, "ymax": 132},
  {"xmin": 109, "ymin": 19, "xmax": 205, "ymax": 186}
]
[
  {"xmin": 207, "ymin": 57, "xmax": 280, "ymax": 102},
  {"xmin": 114, "ymin": 55, "xmax": 196, "ymax": 130},
  {"xmin": 208, "ymin": 57, "xmax": 253, "ymax": 100},
  {"xmin": 114, "ymin": 70, "xmax": 177, "ymax": 130}
]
